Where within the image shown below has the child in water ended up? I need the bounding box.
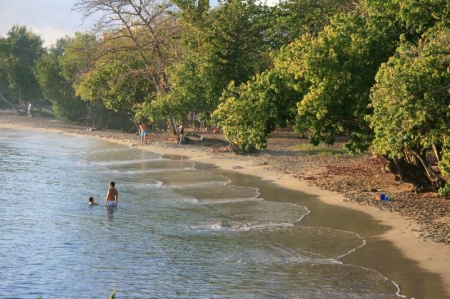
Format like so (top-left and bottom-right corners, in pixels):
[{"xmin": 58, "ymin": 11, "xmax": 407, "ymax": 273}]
[{"xmin": 88, "ymin": 197, "xmax": 98, "ymax": 205}]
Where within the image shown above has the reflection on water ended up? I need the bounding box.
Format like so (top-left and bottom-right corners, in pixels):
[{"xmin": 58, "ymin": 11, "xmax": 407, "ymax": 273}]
[
  {"xmin": 0, "ymin": 128, "xmax": 416, "ymax": 298},
  {"xmin": 105, "ymin": 205, "xmax": 117, "ymax": 222}
]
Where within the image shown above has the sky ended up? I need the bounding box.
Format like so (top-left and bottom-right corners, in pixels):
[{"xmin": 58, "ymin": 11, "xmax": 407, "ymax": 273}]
[{"xmin": 0, "ymin": 0, "xmax": 93, "ymax": 48}]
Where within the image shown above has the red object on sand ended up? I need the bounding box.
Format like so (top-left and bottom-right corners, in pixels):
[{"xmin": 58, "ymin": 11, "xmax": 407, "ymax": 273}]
[{"xmin": 212, "ymin": 129, "xmax": 219, "ymax": 134}]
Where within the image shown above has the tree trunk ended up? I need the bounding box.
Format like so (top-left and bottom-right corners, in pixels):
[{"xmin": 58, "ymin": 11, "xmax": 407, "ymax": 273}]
[
  {"xmin": 411, "ymin": 150, "xmax": 446, "ymax": 189},
  {"xmin": 432, "ymin": 144, "xmax": 441, "ymax": 163},
  {"xmin": 167, "ymin": 118, "xmax": 177, "ymax": 135},
  {"xmin": 393, "ymin": 158, "xmax": 405, "ymax": 182},
  {"xmin": 0, "ymin": 90, "xmax": 24, "ymax": 115}
]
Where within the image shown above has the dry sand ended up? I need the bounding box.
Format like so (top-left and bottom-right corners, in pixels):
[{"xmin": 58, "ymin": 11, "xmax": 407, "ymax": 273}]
[{"xmin": 1, "ymin": 111, "xmax": 450, "ymax": 298}]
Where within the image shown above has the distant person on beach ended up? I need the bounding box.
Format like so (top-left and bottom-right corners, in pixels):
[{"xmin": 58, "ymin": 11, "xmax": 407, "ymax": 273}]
[
  {"xmin": 139, "ymin": 122, "xmax": 149, "ymax": 145},
  {"xmin": 176, "ymin": 123, "xmax": 184, "ymax": 144},
  {"xmin": 104, "ymin": 181, "xmax": 119, "ymax": 207},
  {"xmin": 27, "ymin": 101, "xmax": 33, "ymax": 117},
  {"xmin": 88, "ymin": 197, "xmax": 98, "ymax": 205}
]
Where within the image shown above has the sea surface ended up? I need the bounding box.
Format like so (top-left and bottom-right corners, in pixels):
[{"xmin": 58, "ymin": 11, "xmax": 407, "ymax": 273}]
[{"xmin": 0, "ymin": 128, "xmax": 410, "ymax": 298}]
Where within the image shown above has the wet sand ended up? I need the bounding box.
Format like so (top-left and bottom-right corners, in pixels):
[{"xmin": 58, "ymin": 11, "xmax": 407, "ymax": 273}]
[
  {"xmin": 214, "ymin": 166, "xmax": 449, "ymax": 299},
  {"xmin": 1, "ymin": 112, "xmax": 450, "ymax": 298}
]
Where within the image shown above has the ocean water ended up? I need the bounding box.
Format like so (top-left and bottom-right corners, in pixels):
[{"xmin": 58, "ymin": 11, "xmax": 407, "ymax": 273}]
[{"xmin": 0, "ymin": 128, "xmax": 403, "ymax": 298}]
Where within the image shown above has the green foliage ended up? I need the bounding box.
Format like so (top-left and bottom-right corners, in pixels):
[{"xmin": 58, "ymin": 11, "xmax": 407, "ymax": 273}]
[
  {"xmin": 73, "ymin": 0, "xmax": 186, "ymax": 127},
  {"xmin": 0, "ymin": 37, "xmax": 11, "ymax": 107},
  {"xmin": 265, "ymin": 0, "xmax": 358, "ymax": 48},
  {"xmin": 212, "ymin": 69, "xmax": 297, "ymax": 152},
  {"xmin": 165, "ymin": 54, "xmax": 216, "ymax": 117},
  {"xmin": 0, "ymin": 25, "xmax": 45, "ymax": 104},
  {"xmin": 368, "ymin": 25, "xmax": 450, "ymax": 160},
  {"xmin": 171, "ymin": 0, "xmax": 274, "ymax": 119},
  {"xmin": 362, "ymin": 0, "xmax": 450, "ymax": 42},
  {"xmin": 35, "ymin": 37, "xmax": 87, "ymax": 121},
  {"xmin": 75, "ymin": 59, "xmax": 152, "ymax": 117},
  {"xmin": 56, "ymin": 32, "xmax": 155, "ymax": 126},
  {"xmin": 439, "ymin": 138, "xmax": 450, "ymax": 196},
  {"xmin": 274, "ymin": 12, "xmax": 396, "ymax": 153},
  {"xmin": 392, "ymin": 0, "xmax": 450, "ymax": 34},
  {"xmin": 59, "ymin": 33, "xmax": 98, "ymax": 82},
  {"xmin": 206, "ymin": 0, "xmax": 272, "ymax": 87}
]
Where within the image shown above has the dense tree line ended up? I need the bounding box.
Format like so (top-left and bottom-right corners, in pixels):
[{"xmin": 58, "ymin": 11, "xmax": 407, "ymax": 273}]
[{"xmin": 1, "ymin": 0, "xmax": 450, "ymax": 194}]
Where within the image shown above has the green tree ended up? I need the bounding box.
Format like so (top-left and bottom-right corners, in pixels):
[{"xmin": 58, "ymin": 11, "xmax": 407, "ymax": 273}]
[
  {"xmin": 74, "ymin": 0, "xmax": 186, "ymax": 132},
  {"xmin": 274, "ymin": 12, "xmax": 396, "ymax": 152},
  {"xmin": 167, "ymin": 0, "xmax": 274, "ymax": 127},
  {"xmin": 34, "ymin": 33, "xmax": 131, "ymax": 128},
  {"xmin": 212, "ymin": 69, "xmax": 298, "ymax": 152},
  {"xmin": 75, "ymin": 52, "xmax": 153, "ymax": 119},
  {"xmin": 211, "ymin": 3, "xmax": 402, "ymax": 153},
  {"xmin": 265, "ymin": 0, "xmax": 358, "ymax": 48},
  {"xmin": 0, "ymin": 25, "xmax": 45, "ymax": 106},
  {"xmin": 368, "ymin": 24, "xmax": 450, "ymax": 189},
  {"xmin": 35, "ymin": 37, "xmax": 87, "ymax": 121},
  {"xmin": 0, "ymin": 36, "xmax": 11, "ymax": 108},
  {"xmin": 390, "ymin": 0, "xmax": 450, "ymax": 35},
  {"xmin": 361, "ymin": 0, "xmax": 450, "ymax": 41}
]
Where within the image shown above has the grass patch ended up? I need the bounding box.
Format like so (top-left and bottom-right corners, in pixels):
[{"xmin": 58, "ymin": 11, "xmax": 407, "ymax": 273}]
[{"xmin": 291, "ymin": 143, "xmax": 350, "ymax": 156}]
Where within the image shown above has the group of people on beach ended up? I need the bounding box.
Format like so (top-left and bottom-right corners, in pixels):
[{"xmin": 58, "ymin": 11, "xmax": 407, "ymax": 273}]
[{"xmin": 88, "ymin": 181, "xmax": 119, "ymax": 207}]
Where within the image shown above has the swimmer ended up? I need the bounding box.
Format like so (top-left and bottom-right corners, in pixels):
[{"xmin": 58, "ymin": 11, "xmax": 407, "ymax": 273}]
[{"xmin": 88, "ymin": 197, "xmax": 98, "ymax": 205}]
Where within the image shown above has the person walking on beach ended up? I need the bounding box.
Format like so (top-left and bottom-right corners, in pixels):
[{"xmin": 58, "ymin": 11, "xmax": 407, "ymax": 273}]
[
  {"xmin": 104, "ymin": 181, "xmax": 119, "ymax": 207},
  {"xmin": 176, "ymin": 123, "xmax": 184, "ymax": 144},
  {"xmin": 138, "ymin": 122, "xmax": 149, "ymax": 145},
  {"xmin": 27, "ymin": 101, "xmax": 33, "ymax": 117}
]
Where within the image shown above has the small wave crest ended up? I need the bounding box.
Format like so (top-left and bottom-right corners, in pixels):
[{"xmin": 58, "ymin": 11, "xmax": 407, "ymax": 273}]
[
  {"xmin": 163, "ymin": 181, "xmax": 229, "ymax": 189},
  {"xmin": 193, "ymin": 220, "xmax": 295, "ymax": 232},
  {"xmin": 121, "ymin": 181, "xmax": 164, "ymax": 189},
  {"xmin": 197, "ymin": 197, "xmax": 264, "ymax": 204},
  {"xmin": 123, "ymin": 167, "xmax": 194, "ymax": 175},
  {"xmin": 90, "ymin": 158, "xmax": 167, "ymax": 166}
]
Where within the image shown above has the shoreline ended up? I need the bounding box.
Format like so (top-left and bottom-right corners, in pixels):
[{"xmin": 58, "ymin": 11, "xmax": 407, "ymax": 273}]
[
  {"xmin": 136, "ymin": 144, "xmax": 450, "ymax": 297},
  {"xmin": 1, "ymin": 113, "xmax": 450, "ymax": 298}
]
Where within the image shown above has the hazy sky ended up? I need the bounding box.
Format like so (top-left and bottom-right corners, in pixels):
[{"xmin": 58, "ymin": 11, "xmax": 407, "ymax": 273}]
[{"xmin": 0, "ymin": 0, "xmax": 92, "ymax": 48}]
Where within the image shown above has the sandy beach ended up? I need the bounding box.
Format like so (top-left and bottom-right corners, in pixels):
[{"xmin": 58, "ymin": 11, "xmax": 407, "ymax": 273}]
[{"xmin": 1, "ymin": 110, "xmax": 450, "ymax": 298}]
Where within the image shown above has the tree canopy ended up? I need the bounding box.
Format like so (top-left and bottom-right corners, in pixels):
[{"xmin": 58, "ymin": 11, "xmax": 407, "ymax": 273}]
[{"xmin": 0, "ymin": 25, "xmax": 45, "ymax": 106}]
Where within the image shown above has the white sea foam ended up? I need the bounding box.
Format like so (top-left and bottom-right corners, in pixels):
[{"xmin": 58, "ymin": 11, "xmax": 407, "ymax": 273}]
[
  {"xmin": 78, "ymin": 146, "xmax": 137, "ymax": 155},
  {"xmin": 123, "ymin": 167, "xmax": 195, "ymax": 175},
  {"xmin": 197, "ymin": 197, "xmax": 264, "ymax": 204},
  {"xmin": 158, "ymin": 197, "xmax": 200, "ymax": 204},
  {"xmin": 122, "ymin": 181, "xmax": 164, "ymax": 189},
  {"xmin": 162, "ymin": 181, "xmax": 229, "ymax": 189},
  {"xmin": 90, "ymin": 158, "xmax": 167, "ymax": 166},
  {"xmin": 97, "ymin": 169, "xmax": 123, "ymax": 174},
  {"xmin": 197, "ymin": 221, "xmax": 295, "ymax": 232}
]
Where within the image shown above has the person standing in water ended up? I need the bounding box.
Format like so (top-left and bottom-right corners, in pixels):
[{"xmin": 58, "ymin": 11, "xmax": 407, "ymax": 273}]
[{"xmin": 105, "ymin": 181, "xmax": 119, "ymax": 207}]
